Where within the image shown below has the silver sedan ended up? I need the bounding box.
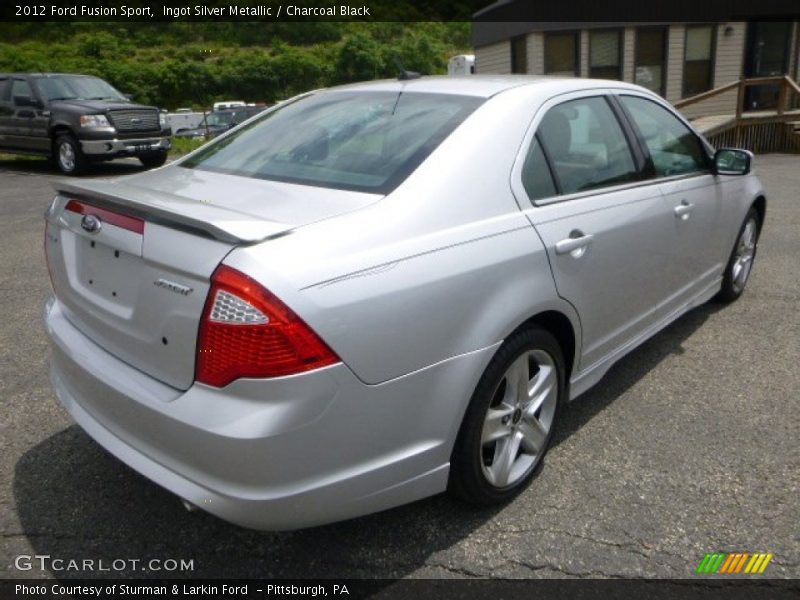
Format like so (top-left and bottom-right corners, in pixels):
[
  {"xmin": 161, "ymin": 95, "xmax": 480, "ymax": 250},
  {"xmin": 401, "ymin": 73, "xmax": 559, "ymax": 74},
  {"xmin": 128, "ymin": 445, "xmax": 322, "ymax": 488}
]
[{"xmin": 43, "ymin": 76, "xmax": 765, "ymax": 529}]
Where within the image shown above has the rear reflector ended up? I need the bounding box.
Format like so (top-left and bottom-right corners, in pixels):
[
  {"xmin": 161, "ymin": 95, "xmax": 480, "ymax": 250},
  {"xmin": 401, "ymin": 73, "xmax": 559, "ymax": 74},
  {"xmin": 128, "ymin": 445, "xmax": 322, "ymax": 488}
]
[
  {"xmin": 196, "ymin": 265, "xmax": 340, "ymax": 387},
  {"xmin": 65, "ymin": 199, "xmax": 145, "ymax": 234}
]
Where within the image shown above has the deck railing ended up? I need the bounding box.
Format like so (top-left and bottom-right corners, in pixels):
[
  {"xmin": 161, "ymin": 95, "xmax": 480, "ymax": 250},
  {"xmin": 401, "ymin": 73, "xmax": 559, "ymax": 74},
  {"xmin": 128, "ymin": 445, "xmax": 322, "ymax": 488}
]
[{"xmin": 674, "ymin": 75, "xmax": 800, "ymax": 120}]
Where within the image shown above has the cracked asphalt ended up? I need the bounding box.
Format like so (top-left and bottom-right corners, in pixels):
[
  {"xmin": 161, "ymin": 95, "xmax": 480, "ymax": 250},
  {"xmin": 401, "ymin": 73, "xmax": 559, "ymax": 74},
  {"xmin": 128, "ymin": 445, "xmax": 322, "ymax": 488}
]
[{"xmin": 0, "ymin": 155, "xmax": 798, "ymax": 580}]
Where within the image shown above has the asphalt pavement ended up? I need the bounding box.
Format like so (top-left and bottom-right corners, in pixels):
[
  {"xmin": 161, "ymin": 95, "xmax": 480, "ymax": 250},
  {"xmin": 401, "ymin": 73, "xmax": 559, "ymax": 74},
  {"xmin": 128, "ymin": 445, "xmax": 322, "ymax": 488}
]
[{"xmin": 0, "ymin": 154, "xmax": 797, "ymax": 580}]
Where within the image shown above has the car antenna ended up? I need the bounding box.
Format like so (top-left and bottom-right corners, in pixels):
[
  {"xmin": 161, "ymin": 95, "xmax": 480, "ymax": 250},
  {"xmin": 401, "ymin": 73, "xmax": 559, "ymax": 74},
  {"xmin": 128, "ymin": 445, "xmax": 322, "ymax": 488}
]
[{"xmin": 394, "ymin": 57, "xmax": 421, "ymax": 81}]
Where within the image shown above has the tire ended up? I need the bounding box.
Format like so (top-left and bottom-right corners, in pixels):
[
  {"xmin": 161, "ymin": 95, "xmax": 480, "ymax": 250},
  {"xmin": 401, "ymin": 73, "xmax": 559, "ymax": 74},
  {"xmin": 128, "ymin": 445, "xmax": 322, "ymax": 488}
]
[
  {"xmin": 139, "ymin": 151, "xmax": 168, "ymax": 169},
  {"xmin": 53, "ymin": 133, "xmax": 85, "ymax": 175},
  {"xmin": 716, "ymin": 207, "xmax": 761, "ymax": 303},
  {"xmin": 449, "ymin": 326, "xmax": 565, "ymax": 505}
]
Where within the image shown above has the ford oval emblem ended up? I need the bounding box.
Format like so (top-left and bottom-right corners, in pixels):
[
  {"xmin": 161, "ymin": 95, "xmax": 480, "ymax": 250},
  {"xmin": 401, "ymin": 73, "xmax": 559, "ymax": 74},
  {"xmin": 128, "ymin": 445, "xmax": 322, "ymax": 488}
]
[{"xmin": 81, "ymin": 214, "xmax": 102, "ymax": 234}]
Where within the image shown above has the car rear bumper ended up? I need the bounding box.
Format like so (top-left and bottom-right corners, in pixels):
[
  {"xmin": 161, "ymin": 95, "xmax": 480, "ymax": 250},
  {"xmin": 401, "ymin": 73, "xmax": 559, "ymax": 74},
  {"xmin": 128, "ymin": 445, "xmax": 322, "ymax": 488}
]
[
  {"xmin": 44, "ymin": 296, "xmax": 495, "ymax": 530},
  {"xmin": 80, "ymin": 136, "xmax": 171, "ymax": 157}
]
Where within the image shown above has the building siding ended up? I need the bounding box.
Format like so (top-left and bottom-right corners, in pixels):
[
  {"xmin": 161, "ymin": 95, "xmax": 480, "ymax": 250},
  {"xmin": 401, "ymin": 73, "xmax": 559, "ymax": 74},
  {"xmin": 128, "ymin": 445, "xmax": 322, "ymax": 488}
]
[
  {"xmin": 475, "ymin": 41, "xmax": 511, "ymax": 74},
  {"xmin": 664, "ymin": 25, "xmax": 685, "ymax": 104},
  {"xmin": 579, "ymin": 30, "xmax": 589, "ymax": 77},
  {"xmin": 527, "ymin": 32, "xmax": 545, "ymax": 75},
  {"xmin": 621, "ymin": 27, "xmax": 634, "ymax": 83},
  {"xmin": 473, "ymin": 21, "xmax": 796, "ymax": 119}
]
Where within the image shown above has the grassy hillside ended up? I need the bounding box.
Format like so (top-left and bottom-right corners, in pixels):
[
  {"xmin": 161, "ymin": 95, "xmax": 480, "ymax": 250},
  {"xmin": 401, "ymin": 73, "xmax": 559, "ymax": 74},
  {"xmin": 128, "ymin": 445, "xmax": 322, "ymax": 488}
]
[{"xmin": 0, "ymin": 22, "xmax": 472, "ymax": 108}]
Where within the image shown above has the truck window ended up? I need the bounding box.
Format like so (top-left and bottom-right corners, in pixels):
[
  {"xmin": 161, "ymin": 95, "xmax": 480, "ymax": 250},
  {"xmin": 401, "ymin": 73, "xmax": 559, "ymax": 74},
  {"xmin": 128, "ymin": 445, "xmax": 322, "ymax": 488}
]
[{"xmin": 11, "ymin": 79, "xmax": 33, "ymax": 103}]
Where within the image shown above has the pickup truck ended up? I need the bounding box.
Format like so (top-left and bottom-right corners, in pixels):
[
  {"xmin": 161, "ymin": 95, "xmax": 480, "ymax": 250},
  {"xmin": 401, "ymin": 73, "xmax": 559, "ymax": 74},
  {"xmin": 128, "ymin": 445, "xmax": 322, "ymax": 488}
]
[{"xmin": 0, "ymin": 73, "xmax": 172, "ymax": 174}]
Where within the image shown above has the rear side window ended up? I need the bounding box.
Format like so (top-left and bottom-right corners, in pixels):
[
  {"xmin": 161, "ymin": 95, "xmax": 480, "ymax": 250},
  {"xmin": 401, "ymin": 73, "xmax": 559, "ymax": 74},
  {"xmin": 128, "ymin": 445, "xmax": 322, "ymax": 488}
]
[
  {"xmin": 521, "ymin": 136, "xmax": 557, "ymax": 200},
  {"xmin": 536, "ymin": 96, "xmax": 637, "ymax": 195},
  {"xmin": 182, "ymin": 91, "xmax": 483, "ymax": 194},
  {"xmin": 619, "ymin": 95, "xmax": 708, "ymax": 177}
]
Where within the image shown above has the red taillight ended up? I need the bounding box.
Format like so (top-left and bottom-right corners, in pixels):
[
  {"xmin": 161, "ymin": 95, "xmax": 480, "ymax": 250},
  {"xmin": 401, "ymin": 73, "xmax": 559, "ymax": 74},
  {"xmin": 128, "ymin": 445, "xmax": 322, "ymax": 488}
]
[{"xmin": 196, "ymin": 265, "xmax": 340, "ymax": 387}]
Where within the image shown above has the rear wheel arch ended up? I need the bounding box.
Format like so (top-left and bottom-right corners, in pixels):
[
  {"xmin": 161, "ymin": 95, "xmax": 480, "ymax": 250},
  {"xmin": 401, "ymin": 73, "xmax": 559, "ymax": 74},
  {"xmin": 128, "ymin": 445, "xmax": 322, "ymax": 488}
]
[
  {"xmin": 516, "ymin": 310, "xmax": 578, "ymax": 390},
  {"xmin": 752, "ymin": 195, "xmax": 766, "ymax": 233}
]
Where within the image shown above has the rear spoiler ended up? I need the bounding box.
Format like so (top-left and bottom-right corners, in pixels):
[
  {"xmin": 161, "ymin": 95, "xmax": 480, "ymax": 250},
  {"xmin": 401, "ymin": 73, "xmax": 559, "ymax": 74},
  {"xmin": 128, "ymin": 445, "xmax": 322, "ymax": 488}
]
[{"xmin": 53, "ymin": 179, "xmax": 293, "ymax": 245}]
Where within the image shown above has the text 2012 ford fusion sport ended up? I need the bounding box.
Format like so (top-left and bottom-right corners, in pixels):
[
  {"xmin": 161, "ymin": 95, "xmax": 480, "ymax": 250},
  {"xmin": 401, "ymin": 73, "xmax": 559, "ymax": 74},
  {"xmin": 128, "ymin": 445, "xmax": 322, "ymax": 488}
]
[{"xmin": 43, "ymin": 76, "xmax": 765, "ymax": 530}]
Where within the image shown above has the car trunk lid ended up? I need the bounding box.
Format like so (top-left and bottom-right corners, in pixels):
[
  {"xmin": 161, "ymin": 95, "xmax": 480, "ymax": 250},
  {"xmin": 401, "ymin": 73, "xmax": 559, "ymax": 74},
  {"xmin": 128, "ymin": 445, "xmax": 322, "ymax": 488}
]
[{"xmin": 45, "ymin": 168, "xmax": 380, "ymax": 390}]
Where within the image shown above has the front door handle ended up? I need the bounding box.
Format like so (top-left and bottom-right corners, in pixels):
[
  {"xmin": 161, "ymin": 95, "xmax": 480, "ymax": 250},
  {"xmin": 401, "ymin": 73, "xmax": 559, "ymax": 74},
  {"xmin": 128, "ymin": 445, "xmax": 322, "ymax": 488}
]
[
  {"xmin": 674, "ymin": 200, "xmax": 695, "ymax": 219},
  {"xmin": 555, "ymin": 231, "xmax": 594, "ymax": 257}
]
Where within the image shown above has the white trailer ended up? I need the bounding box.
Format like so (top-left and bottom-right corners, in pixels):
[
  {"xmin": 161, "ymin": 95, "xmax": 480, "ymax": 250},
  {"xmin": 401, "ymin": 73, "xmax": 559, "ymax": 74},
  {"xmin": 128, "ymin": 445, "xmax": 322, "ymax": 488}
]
[
  {"xmin": 164, "ymin": 110, "xmax": 206, "ymax": 133},
  {"xmin": 448, "ymin": 55, "xmax": 475, "ymax": 76}
]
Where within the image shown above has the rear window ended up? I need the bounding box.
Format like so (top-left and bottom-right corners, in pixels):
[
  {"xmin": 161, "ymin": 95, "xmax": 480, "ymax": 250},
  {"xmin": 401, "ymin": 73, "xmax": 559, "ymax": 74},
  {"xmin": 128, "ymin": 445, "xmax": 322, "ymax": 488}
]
[{"xmin": 181, "ymin": 91, "xmax": 483, "ymax": 194}]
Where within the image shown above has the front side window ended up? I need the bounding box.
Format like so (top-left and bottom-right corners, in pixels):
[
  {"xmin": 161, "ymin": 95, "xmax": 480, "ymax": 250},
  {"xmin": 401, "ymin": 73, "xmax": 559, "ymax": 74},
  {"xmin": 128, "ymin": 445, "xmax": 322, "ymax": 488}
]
[
  {"xmin": 536, "ymin": 96, "xmax": 637, "ymax": 194},
  {"xmin": 11, "ymin": 79, "xmax": 33, "ymax": 103},
  {"xmin": 683, "ymin": 26, "xmax": 715, "ymax": 97},
  {"xmin": 182, "ymin": 91, "xmax": 483, "ymax": 194},
  {"xmin": 590, "ymin": 30, "xmax": 622, "ymax": 80},
  {"xmin": 544, "ymin": 32, "xmax": 579, "ymax": 76},
  {"xmin": 620, "ymin": 95, "xmax": 708, "ymax": 177}
]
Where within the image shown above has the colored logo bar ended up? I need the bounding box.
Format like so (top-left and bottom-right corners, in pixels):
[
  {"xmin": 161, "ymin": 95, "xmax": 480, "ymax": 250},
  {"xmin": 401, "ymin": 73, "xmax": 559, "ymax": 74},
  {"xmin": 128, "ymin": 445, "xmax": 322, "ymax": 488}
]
[{"xmin": 696, "ymin": 552, "xmax": 773, "ymax": 574}]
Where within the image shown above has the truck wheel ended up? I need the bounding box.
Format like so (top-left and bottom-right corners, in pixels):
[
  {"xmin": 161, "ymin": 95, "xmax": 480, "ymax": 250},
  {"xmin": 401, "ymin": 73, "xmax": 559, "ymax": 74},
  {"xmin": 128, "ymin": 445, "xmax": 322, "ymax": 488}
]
[
  {"xmin": 54, "ymin": 134, "xmax": 85, "ymax": 175},
  {"xmin": 139, "ymin": 151, "xmax": 168, "ymax": 169}
]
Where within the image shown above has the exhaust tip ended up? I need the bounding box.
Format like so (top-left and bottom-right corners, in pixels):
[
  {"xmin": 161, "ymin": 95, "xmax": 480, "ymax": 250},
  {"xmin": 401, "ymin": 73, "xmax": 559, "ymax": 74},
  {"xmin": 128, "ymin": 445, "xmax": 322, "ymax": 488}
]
[{"xmin": 180, "ymin": 498, "xmax": 199, "ymax": 512}]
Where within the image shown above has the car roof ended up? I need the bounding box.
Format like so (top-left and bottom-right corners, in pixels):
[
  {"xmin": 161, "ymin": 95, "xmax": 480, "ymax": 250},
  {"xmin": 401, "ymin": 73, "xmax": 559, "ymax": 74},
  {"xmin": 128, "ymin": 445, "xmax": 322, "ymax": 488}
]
[
  {"xmin": 328, "ymin": 75, "xmax": 648, "ymax": 98},
  {"xmin": 4, "ymin": 73, "xmax": 101, "ymax": 78}
]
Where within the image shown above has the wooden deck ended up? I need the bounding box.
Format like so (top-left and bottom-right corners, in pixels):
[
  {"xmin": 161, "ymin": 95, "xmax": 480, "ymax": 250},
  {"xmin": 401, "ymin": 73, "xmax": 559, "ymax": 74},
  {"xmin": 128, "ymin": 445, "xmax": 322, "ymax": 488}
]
[{"xmin": 677, "ymin": 76, "xmax": 800, "ymax": 152}]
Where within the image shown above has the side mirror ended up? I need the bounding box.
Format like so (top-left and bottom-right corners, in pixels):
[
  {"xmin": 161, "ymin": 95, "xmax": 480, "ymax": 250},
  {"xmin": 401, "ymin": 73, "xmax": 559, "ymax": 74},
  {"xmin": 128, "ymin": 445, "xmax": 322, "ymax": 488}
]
[
  {"xmin": 124, "ymin": 93, "xmax": 134, "ymax": 101},
  {"xmin": 14, "ymin": 95, "xmax": 42, "ymax": 108},
  {"xmin": 714, "ymin": 148, "xmax": 752, "ymax": 176}
]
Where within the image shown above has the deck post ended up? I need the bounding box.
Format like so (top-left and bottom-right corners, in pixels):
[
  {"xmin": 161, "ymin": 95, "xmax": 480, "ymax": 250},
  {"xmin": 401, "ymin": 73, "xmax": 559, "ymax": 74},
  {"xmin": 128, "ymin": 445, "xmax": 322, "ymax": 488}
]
[
  {"xmin": 736, "ymin": 80, "xmax": 745, "ymax": 120},
  {"xmin": 777, "ymin": 78, "xmax": 788, "ymax": 116}
]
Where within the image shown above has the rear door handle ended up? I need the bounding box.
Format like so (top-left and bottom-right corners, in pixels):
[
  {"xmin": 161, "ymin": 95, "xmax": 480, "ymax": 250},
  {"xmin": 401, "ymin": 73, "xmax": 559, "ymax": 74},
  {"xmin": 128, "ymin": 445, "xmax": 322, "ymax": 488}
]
[
  {"xmin": 674, "ymin": 200, "xmax": 694, "ymax": 219},
  {"xmin": 555, "ymin": 231, "xmax": 594, "ymax": 256}
]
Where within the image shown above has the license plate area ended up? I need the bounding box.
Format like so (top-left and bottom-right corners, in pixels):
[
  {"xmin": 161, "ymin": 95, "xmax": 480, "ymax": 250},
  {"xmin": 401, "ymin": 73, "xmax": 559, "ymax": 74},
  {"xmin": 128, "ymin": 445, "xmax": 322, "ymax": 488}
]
[{"xmin": 75, "ymin": 237, "xmax": 141, "ymax": 310}]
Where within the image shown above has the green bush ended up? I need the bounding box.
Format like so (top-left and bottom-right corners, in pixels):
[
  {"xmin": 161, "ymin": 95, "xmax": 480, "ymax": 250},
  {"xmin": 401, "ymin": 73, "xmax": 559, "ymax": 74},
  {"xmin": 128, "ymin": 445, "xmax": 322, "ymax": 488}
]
[{"xmin": 0, "ymin": 23, "xmax": 471, "ymax": 109}]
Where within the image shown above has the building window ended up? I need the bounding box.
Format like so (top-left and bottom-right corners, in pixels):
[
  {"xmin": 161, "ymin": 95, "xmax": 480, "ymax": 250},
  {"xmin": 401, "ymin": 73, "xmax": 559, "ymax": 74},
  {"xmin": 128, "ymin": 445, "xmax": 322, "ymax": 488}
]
[
  {"xmin": 683, "ymin": 25, "xmax": 715, "ymax": 97},
  {"xmin": 589, "ymin": 30, "xmax": 622, "ymax": 80},
  {"xmin": 511, "ymin": 36, "xmax": 528, "ymax": 74},
  {"xmin": 544, "ymin": 32, "xmax": 578, "ymax": 76},
  {"xmin": 635, "ymin": 27, "xmax": 667, "ymax": 96}
]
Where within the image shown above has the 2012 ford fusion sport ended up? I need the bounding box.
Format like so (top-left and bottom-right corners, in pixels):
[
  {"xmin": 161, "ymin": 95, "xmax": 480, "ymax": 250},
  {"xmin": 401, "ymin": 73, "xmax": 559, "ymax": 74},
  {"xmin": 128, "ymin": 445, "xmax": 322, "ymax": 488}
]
[{"xmin": 43, "ymin": 76, "xmax": 765, "ymax": 529}]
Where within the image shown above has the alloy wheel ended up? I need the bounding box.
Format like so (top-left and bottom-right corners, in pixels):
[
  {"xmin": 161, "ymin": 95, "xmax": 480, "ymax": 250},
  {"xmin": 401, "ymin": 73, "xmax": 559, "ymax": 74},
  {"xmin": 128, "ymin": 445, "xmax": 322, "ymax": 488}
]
[
  {"xmin": 58, "ymin": 142, "xmax": 76, "ymax": 172},
  {"xmin": 480, "ymin": 349, "xmax": 558, "ymax": 488},
  {"xmin": 732, "ymin": 217, "xmax": 757, "ymax": 293}
]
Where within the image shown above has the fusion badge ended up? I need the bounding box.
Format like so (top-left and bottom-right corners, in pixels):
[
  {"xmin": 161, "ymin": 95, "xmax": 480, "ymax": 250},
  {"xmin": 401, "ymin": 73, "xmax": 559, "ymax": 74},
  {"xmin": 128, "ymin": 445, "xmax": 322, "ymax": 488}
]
[{"xmin": 154, "ymin": 278, "xmax": 193, "ymax": 296}]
